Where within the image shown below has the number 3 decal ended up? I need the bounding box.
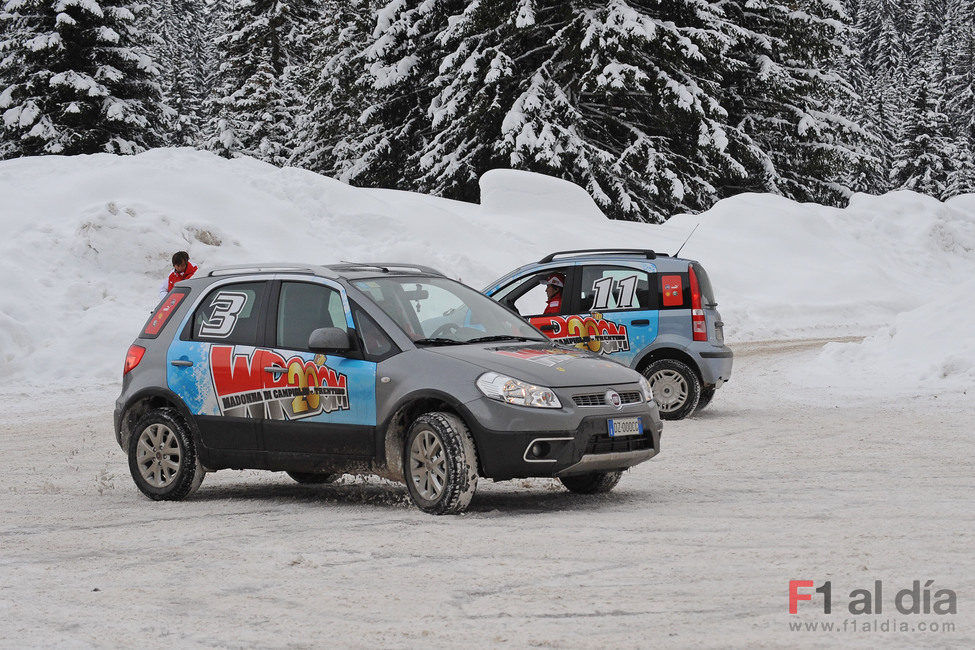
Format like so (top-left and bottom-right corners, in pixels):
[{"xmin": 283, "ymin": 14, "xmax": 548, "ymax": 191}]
[{"xmin": 199, "ymin": 291, "xmax": 248, "ymax": 338}]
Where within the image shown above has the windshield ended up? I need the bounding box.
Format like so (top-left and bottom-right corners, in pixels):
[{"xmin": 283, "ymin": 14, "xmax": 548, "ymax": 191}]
[{"xmin": 353, "ymin": 276, "xmax": 546, "ymax": 345}]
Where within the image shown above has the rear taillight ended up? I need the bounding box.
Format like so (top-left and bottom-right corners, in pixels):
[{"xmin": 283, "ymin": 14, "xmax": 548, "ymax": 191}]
[
  {"xmin": 123, "ymin": 345, "xmax": 146, "ymax": 376},
  {"xmin": 688, "ymin": 266, "xmax": 707, "ymax": 341}
]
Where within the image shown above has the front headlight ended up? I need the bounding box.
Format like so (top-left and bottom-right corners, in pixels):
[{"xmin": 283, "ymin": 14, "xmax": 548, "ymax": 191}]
[
  {"xmin": 476, "ymin": 372, "xmax": 562, "ymax": 409},
  {"xmin": 639, "ymin": 375, "xmax": 654, "ymax": 403}
]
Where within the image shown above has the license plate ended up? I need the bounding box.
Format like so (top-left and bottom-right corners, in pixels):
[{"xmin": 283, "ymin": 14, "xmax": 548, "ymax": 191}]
[{"xmin": 608, "ymin": 417, "xmax": 643, "ymax": 437}]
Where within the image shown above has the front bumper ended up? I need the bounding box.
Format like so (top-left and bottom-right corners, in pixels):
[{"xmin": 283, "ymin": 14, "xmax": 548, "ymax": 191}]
[{"xmin": 462, "ymin": 394, "xmax": 663, "ymax": 480}]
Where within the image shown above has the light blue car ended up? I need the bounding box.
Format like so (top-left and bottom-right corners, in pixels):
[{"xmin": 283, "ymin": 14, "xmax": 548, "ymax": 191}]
[{"xmin": 485, "ymin": 249, "xmax": 733, "ymax": 419}]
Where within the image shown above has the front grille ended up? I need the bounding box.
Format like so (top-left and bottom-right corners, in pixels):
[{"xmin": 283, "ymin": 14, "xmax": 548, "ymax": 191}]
[
  {"xmin": 585, "ymin": 432, "xmax": 652, "ymax": 454},
  {"xmin": 572, "ymin": 391, "xmax": 643, "ymax": 407}
]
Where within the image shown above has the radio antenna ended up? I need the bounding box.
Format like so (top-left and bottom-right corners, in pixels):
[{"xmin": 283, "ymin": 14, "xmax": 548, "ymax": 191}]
[{"xmin": 674, "ymin": 224, "xmax": 700, "ymax": 258}]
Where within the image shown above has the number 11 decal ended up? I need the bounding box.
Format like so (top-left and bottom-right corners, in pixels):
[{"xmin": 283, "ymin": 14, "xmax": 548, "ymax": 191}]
[{"xmin": 590, "ymin": 274, "xmax": 639, "ymax": 310}]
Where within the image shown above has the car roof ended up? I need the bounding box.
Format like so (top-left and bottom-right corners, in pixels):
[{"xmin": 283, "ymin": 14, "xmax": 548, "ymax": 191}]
[{"xmin": 200, "ymin": 262, "xmax": 446, "ymax": 282}]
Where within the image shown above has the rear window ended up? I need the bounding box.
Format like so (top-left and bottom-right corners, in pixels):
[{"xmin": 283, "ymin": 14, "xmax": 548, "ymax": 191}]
[
  {"xmin": 691, "ymin": 262, "xmax": 717, "ymax": 306},
  {"xmin": 142, "ymin": 288, "xmax": 190, "ymax": 338}
]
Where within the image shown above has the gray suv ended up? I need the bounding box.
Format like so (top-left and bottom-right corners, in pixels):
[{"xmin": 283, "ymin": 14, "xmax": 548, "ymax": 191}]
[{"xmin": 116, "ymin": 263, "xmax": 663, "ymax": 514}]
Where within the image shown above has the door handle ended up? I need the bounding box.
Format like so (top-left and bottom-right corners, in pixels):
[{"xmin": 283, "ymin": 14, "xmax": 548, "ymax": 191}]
[
  {"xmin": 631, "ymin": 319, "xmax": 650, "ymax": 326},
  {"xmin": 264, "ymin": 365, "xmax": 286, "ymax": 374},
  {"xmin": 170, "ymin": 360, "xmax": 193, "ymax": 367}
]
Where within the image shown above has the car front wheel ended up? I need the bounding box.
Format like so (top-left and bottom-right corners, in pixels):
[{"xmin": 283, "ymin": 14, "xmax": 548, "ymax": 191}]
[
  {"xmin": 643, "ymin": 358, "xmax": 701, "ymax": 420},
  {"xmin": 128, "ymin": 408, "xmax": 204, "ymax": 500},
  {"xmin": 403, "ymin": 412, "xmax": 479, "ymax": 515}
]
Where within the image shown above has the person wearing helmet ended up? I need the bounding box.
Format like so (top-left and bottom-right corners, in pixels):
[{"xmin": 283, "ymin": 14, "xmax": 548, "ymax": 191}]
[{"xmin": 541, "ymin": 272, "xmax": 565, "ymax": 315}]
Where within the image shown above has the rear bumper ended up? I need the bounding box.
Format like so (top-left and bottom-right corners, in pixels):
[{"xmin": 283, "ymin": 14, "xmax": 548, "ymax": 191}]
[
  {"xmin": 691, "ymin": 343, "xmax": 733, "ymax": 386},
  {"xmin": 462, "ymin": 396, "xmax": 663, "ymax": 480}
]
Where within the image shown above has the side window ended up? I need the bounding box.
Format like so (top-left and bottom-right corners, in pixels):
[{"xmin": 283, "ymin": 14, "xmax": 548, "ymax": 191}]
[
  {"xmin": 192, "ymin": 282, "xmax": 266, "ymax": 345},
  {"xmin": 492, "ymin": 268, "xmax": 572, "ymax": 317},
  {"xmin": 579, "ymin": 266, "xmax": 650, "ymax": 312},
  {"xmin": 277, "ymin": 282, "xmax": 349, "ymax": 351},
  {"xmin": 352, "ymin": 305, "xmax": 397, "ymax": 359}
]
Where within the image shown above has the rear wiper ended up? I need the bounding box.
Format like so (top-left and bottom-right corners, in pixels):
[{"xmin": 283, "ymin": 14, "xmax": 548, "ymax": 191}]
[
  {"xmin": 413, "ymin": 337, "xmax": 466, "ymax": 346},
  {"xmin": 466, "ymin": 335, "xmax": 542, "ymax": 344}
]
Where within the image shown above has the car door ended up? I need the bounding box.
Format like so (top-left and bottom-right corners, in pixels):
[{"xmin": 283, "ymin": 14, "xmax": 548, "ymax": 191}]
[
  {"xmin": 552, "ymin": 264, "xmax": 658, "ymax": 366},
  {"xmin": 260, "ymin": 279, "xmax": 378, "ymax": 458},
  {"xmin": 167, "ymin": 280, "xmax": 270, "ymax": 452}
]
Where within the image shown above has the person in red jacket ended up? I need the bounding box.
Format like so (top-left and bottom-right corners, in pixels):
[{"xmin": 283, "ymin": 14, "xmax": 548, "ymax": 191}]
[
  {"xmin": 158, "ymin": 251, "xmax": 198, "ymax": 299},
  {"xmin": 542, "ymin": 272, "xmax": 565, "ymax": 315}
]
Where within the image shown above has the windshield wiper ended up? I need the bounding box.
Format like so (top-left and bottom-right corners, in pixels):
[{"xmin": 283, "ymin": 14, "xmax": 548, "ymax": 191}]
[
  {"xmin": 413, "ymin": 337, "xmax": 466, "ymax": 346},
  {"xmin": 466, "ymin": 335, "xmax": 543, "ymax": 344}
]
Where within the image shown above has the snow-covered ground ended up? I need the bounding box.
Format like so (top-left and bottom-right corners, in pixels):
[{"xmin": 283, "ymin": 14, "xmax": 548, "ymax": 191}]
[
  {"xmin": 0, "ymin": 344, "xmax": 971, "ymax": 648},
  {"xmin": 1, "ymin": 150, "xmax": 973, "ymax": 646},
  {"xmin": 1, "ymin": 148, "xmax": 974, "ymax": 397}
]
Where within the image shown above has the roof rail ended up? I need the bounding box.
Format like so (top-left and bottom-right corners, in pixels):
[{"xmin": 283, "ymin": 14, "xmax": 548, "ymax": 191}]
[
  {"xmin": 330, "ymin": 262, "xmax": 445, "ymax": 276},
  {"xmin": 207, "ymin": 263, "xmax": 331, "ymax": 277},
  {"xmin": 537, "ymin": 249, "xmax": 664, "ymax": 263}
]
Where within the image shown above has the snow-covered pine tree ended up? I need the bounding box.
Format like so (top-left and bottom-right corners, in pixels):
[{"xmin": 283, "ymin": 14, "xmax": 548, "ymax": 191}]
[
  {"xmin": 891, "ymin": 0, "xmax": 953, "ymax": 195},
  {"xmin": 937, "ymin": 0, "xmax": 975, "ymax": 196},
  {"xmin": 719, "ymin": 0, "xmax": 869, "ymax": 205},
  {"xmin": 291, "ymin": 0, "xmax": 377, "ymax": 175},
  {"xmin": 0, "ymin": 0, "xmax": 165, "ymax": 157},
  {"xmin": 492, "ymin": 1, "xmax": 741, "ymax": 220},
  {"xmin": 839, "ymin": 5, "xmax": 887, "ymax": 193},
  {"xmin": 891, "ymin": 79, "xmax": 954, "ymax": 194},
  {"xmin": 331, "ymin": 0, "xmax": 458, "ymax": 189},
  {"xmin": 207, "ymin": 0, "xmax": 320, "ymax": 164},
  {"xmin": 150, "ymin": 0, "xmax": 216, "ymax": 145},
  {"xmin": 341, "ymin": 0, "xmax": 753, "ymax": 222}
]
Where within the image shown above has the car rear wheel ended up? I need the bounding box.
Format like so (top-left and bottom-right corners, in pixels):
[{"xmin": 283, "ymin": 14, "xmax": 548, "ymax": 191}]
[
  {"xmin": 403, "ymin": 412, "xmax": 479, "ymax": 515},
  {"xmin": 643, "ymin": 358, "xmax": 701, "ymax": 420},
  {"xmin": 286, "ymin": 471, "xmax": 339, "ymax": 484},
  {"xmin": 559, "ymin": 470, "xmax": 623, "ymax": 494},
  {"xmin": 128, "ymin": 408, "xmax": 204, "ymax": 500}
]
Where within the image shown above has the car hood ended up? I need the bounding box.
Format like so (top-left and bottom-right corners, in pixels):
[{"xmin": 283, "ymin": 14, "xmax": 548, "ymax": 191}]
[{"xmin": 425, "ymin": 342, "xmax": 639, "ymax": 388}]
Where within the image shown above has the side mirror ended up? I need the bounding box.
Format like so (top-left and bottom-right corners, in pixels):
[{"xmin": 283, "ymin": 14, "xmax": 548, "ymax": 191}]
[{"xmin": 308, "ymin": 327, "xmax": 352, "ymax": 352}]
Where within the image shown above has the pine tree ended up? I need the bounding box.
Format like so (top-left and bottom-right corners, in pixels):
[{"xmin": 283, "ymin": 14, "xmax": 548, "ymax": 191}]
[
  {"xmin": 891, "ymin": 0, "xmax": 953, "ymax": 194},
  {"xmin": 291, "ymin": 0, "xmax": 377, "ymax": 175},
  {"xmin": 207, "ymin": 0, "xmax": 319, "ymax": 164},
  {"xmin": 150, "ymin": 0, "xmax": 216, "ymax": 145},
  {"xmin": 720, "ymin": 0, "xmax": 869, "ymax": 205},
  {"xmin": 338, "ymin": 1, "xmax": 757, "ymax": 222},
  {"xmin": 330, "ymin": 0, "xmax": 457, "ymax": 189},
  {"xmin": 891, "ymin": 80, "xmax": 953, "ymax": 194},
  {"xmin": 0, "ymin": 0, "xmax": 165, "ymax": 157}
]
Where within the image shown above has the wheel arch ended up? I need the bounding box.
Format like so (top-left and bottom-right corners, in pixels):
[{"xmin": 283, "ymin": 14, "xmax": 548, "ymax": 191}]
[
  {"xmin": 376, "ymin": 390, "xmax": 483, "ymax": 482},
  {"xmin": 634, "ymin": 345, "xmax": 703, "ymax": 382},
  {"xmin": 118, "ymin": 388, "xmax": 201, "ymax": 454}
]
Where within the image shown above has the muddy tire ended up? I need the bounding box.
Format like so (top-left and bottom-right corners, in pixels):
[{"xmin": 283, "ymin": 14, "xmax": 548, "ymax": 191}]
[
  {"xmin": 128, "ymin": 408, "xmax": 204, "ymax": 501},
  {"xmin": 559, "ymin": 470, "xmax": 624, "ymax": 494},
  {"xmin": 643, "ymin": 358, "xmax": 701, "ymax": 420},
  {"xmin": 694, "ymin": 386, "xmax": 716, "ymax": 413},
  {"xmin": 286, "ymin": 471, "xmax": 339, "ymax": 484},
  {"xmin": 403, "ymin": 412, "xmax": 478, "ymax": 515}
]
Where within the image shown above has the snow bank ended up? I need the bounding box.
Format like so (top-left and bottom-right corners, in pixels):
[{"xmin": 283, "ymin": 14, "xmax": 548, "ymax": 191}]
[
  {"xmin": 0, "ymin": 148, "xmax": 973, "ymax": 397},
  {"xmin": 795, "ymin": 278, "xmax": 975, "ymax": 399}
]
